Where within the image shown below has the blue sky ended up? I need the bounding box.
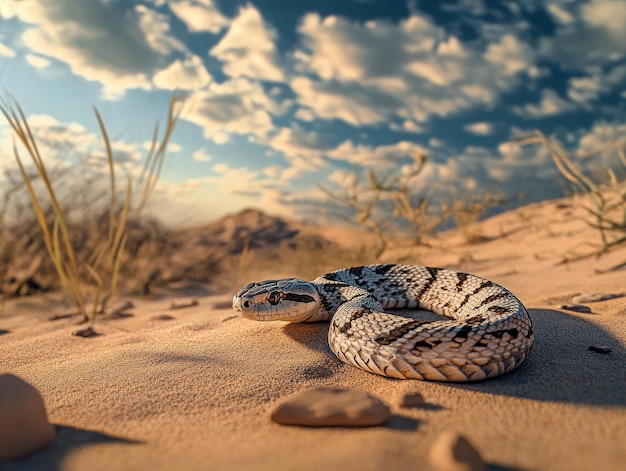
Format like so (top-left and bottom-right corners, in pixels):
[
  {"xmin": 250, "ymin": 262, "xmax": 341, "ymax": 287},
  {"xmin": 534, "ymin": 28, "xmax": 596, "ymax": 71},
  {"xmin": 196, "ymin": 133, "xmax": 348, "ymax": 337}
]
[{"xmin": 0, "ymin": 0, "xmax": 625, "ymax": 226}]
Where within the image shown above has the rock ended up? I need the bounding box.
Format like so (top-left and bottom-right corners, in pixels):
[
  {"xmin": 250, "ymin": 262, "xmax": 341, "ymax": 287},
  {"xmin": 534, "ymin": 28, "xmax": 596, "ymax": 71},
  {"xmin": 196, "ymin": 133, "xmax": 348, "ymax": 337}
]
[
  {"xmin": 588, "ymin": 345, "xmax": 612, "ymax": 354},
  {"xmin": 151, "ymin": 314, "xmax": 176, "ymax": 321},
  {"xmin": 0, "ymin": 374, "xmax": 56, "ymax": 461},
  {"xmin": 397, "ymin": 391, "xmax": 425, "ymax": 408},
  {"xmin": 559, "ymin": 304, "xmax": 593, "ymax": 313},
  {"xmin": 428, "ymin": 431, "xmax": 486, "ymax": 471},
  {"xmin": 270, "ymin": 387, "xmax": 390, "ymax": 427},
  {"xmin": 572, "ymin": 292, "xmax": 626, "ymax": 303},
  {"xmin": 72, "ymin": 326, "xmax": 100, "ymax": 337}
]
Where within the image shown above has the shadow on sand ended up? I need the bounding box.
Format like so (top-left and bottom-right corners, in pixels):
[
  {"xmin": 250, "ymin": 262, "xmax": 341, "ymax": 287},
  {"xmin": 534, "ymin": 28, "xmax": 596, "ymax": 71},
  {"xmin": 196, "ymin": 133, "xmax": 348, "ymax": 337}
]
[
  {"xmin": 283, "ymin": 308, "xmax": 625, "ymax": 407},
  {"xmin": 3, "ymin": 425, "xmax": 141, "ymax": 471}
]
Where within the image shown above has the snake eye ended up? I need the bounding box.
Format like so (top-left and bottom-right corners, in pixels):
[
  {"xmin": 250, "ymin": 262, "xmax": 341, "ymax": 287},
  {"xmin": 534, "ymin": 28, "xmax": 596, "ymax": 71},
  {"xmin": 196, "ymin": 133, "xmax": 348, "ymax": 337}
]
[{"xmin": 267, "ymin": 291, "xmax": 281, "ymax": 305}]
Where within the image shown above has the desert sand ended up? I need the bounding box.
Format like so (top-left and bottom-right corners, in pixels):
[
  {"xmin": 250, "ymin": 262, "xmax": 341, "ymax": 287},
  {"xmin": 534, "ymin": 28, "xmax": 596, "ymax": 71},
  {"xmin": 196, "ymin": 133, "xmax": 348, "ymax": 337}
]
[{"xmin": 1, "ymin": 197, "xmax": 625, "ymax": 471}]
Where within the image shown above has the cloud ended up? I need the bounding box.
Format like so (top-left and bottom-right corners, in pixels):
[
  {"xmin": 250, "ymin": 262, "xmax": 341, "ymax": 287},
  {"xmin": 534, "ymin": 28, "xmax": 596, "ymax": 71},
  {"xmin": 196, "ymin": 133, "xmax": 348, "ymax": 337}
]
[
  {"xmin": 567, "ymin": 63, "xmax": 626, "ymax": 104},
  {"xmin": 540, "ymin": 0, "xmax": 626, "ymax": 70},
  {"xmin": 0, "ymin": 42, "xmax": 15, "ymax": 57},
  {"xmin": 389, "ymin": 120, "xmax": 424, "ymax": 134},
  {"xmin": 2, "ymin": 1, "xmax": 188, "ymax": 99},
  {"xmin": 326, "ymin": 140, "xmax": 428, "ymax": 167},
  {"xmin": 180, "ymin": 162, "xmax": 294, "ymax": 219},
  {"xmin": 183, "ymin": 78, "xmax": 285, "ymax": 142},
  {"xmin": 0, "ymin": 113, "xmax": 145, "ymax": 182},
  {"xmin": 25, "ymin": 54, "xmax": 50, "ymax": 69},
  {"xmin": 192, "ymin": 149, "xmax": 212, "ymax": 162},
  {"xmin": 576, "ymin": 121, "xmax": 626, "ymax": 162},
  {"xmin": 210, "ymin": 5, "xmax": 285, "ymax": 82},
  {"xmin": 291, "ymin": 12, "xmax": 536, "ymax": 126},
  {"xmin": 290, "ymin": 76, "xmax": 401, "ymax": 126},
  {"xmin": 167, "ymin": 0, "xmax": 229, "ymax": 34},
  {"xmin": 265, "ymin": 126, "xmax": 334, "ymax": 178},
  {"xmin": 153, "ymin": 54, "xmax": 212, "ymax": 90},
  {"xmin": 513, "ymin": 89, "xmax": 575, "ymax": 118},
  {"xmin": 464, "ymin": 122, "xmax": 493, "ymax": 135}
]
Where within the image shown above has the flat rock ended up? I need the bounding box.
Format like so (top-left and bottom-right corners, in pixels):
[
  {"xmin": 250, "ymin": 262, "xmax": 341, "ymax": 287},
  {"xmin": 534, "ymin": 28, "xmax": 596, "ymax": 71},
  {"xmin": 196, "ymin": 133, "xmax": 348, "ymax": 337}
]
[
  {"xmin": 270, "ymin": 387, "xmax": 390, "ymax": 427},
  {"xmin": 588, "ymin": 345, "xmax": 612, "ymax": 354},
  {"xmin": 0, "ymin": 374, "xmax": 56, "ymax": 461},
  {"xmin": 559, "ymin": 304, "xmax": 593, "ymax": 313},
  {"xmin": 397, "ymin": 391, "xmax": 425, "ymax": 408},
  {"xmin": 428, "ymin": 431, "xmax": 486, "ymax": 471},
  {"xmin": 572, "ymin": 292, "xmax": 626, "ymax": 303}
]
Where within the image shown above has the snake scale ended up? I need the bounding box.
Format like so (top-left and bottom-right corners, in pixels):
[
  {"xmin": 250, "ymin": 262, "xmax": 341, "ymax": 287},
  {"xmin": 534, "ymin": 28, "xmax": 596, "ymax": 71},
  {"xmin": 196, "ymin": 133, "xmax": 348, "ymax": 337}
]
[{"xmin": 232, "ymin": 264, "xmax": 534, "ymax": 382}]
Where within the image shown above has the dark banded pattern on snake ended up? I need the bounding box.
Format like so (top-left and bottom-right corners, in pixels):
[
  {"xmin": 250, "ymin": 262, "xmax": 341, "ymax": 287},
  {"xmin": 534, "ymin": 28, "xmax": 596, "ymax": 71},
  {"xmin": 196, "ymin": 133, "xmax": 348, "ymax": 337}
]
[{"xmin": 232, "ymin": 264, "xmax": 534, "ymax": 382}]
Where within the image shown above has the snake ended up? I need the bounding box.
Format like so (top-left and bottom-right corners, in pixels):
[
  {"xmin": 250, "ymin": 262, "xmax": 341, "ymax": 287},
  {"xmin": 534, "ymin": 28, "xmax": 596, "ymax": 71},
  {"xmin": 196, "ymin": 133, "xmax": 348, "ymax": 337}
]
[{"xmin": 232, "ymin": 264, "xmax": 534, "ymax": 382}]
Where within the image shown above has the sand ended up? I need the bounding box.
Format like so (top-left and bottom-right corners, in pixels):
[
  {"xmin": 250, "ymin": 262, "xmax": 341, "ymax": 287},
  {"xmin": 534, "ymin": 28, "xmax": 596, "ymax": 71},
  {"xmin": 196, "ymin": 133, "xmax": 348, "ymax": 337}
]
[{"xmin": 1, "ymin": 197, "xmax": 625, "ymax": 471}]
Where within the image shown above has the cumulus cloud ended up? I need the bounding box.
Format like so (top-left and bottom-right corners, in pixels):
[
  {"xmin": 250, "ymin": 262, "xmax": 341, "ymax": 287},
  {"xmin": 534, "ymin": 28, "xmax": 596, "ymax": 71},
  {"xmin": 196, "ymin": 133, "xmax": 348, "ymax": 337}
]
[
  {"xmin": 183, "ymin": 162, "xmax": 293, "ymax": 218},
  {"xmin": 183, "ymin": 78, "xmax": 285, "ymax": 142},
  {"xmin": 389, "ymin": 120, "xmax": 424, "ymax": 134},
  {"xmin": 464, "ymin": 122, "xmax": 493, "ymax": 135},
  {"xmin": 0, "ymin": 113, "xmax": 145, "ymax": 181},
  {"xmin": 540, "ymin": 0, "xmax": 626, "ymax": 70},
  {"xmin": 567, "ymin": 64, "xmax": 626, "ymax": 104},
  {"xmin": 25, "ymin": 54, "xmax": 50, "ymax": 69},
  {"xmin": 192, "ymin": 149, "xmax": 212, "ymax": 162},
  {"xmin": 513, "ymin": 89, "xmax": 575, "ymax": 118},
  {"xmin": 167, "ymin": 0, "xmax": 229, "ymax": 34},
  {"xmin": 291, "ymin": 12, "xmax": 536, "ymax": 127},
  {"xmin": 265, "ymin": 126, "xmax": 334, "ymax": 178},
  {"xmin": 0, "ymin": 42, "xmax": 15, "ymax": 57},
  {"xmin": 210, "ymin": 5, "xmax": 285, "ymax": 82},
  {"xmin": 153, "ymin": 54, "xmax": 212, "ymax": 90},
  {"xmin": 2, "ymin": 1, "xmax": 188, "ymax": 99},
  {"xmin": 326, "ymin": 140, "xmax": 428, "ymax": 167}
]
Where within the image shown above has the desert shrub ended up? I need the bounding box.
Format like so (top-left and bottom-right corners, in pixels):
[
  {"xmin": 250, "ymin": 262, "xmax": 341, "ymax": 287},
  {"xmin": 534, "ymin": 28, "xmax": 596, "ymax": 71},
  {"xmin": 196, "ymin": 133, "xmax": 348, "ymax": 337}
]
[
  {"xmin": 0, "ymin": 95, "xmax": 184, "ymax": 321},
  {"xmin": 517, "ymin": 130, "xmax": 626, "ymax": 257},
  {"xmin": 322, "ymin": 152, "xmax": 505, "ymax": 251}
]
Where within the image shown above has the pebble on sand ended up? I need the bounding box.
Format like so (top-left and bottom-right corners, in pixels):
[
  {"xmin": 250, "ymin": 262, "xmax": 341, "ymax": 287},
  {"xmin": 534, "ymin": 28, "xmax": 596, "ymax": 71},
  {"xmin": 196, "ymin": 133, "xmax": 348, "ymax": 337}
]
[
  {"xmin": 397, "ymin": 391, "xmax": 425, "ymax": 408},
  {"xmin": 588, "ymin": 345, "xmax": 612, "ymax": 354},
  {"xmin": 270, "ymin": 387, "xmax": 391, "ymax": 427},
  {"xmin": 559, "ymin": 304, "xmax": 593, "ymax": 313},
  {"xmin": 72, "ymin": 326, "xmax": 100, "ymax": 337},
  {"xmin": 428, "ymin": 431, "xmax": 486, "ymax": 471},
  {"xmin": 0, "ymin": 374, "xmax": 56, "ymax": 461}
]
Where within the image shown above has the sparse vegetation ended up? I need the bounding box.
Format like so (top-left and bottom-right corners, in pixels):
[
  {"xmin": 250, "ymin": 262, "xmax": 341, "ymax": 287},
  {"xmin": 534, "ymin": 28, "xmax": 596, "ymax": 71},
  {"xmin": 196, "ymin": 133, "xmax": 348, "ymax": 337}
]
[
  {"xmin": 321, "ymin": 152, "xmax": 505, "ymax": 253},
  {"xmin": 0, "ymin": 95, "xmax": 184, "ymax": 322},
  {"xmin": 517, "ymin": 130, "xmax": 626, "ymax": 258}
]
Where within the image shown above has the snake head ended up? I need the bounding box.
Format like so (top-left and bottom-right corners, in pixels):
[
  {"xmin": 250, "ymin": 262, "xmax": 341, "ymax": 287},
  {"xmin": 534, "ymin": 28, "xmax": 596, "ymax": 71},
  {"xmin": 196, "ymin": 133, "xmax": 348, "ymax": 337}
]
[{"xmin": 232, "ymin": 278, "xmax": 322, "ymax": 322}]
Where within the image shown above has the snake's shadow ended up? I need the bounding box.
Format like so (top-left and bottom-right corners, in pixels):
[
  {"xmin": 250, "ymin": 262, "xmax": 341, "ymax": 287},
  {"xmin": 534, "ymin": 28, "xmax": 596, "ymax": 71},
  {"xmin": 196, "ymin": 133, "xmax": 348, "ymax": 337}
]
[
  {"xmin": 3, "ymin": 425, "xmax": 141, "ymax": 471},
  {"xmin": 283, "ymin": 308, "xmax": 625, "ymax": 407},
  {"xmin": 451, "ymin": 308, "xmax": 626, "ymax": 407}
]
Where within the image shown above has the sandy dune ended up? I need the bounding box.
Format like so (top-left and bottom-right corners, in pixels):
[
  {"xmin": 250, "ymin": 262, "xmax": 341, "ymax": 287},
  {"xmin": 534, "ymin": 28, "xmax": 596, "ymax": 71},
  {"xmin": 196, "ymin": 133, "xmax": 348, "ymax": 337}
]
[{"xmin": 1, "ymin": 197, "xmax": 625, "ymax": 471}]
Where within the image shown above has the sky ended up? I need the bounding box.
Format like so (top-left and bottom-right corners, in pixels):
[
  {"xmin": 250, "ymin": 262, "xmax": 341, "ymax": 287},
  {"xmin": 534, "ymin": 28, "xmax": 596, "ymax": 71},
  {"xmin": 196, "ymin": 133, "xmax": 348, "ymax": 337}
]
[{"xmin": 0, "ymin": 0, "xmax": 625, "ymax": 226}]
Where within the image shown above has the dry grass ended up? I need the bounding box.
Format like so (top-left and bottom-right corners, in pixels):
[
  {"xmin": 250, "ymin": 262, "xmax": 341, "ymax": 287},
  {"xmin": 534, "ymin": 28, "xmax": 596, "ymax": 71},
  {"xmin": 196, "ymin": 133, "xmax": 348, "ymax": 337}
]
[
  {"xmin": 321, "ymin": 152, "xmax": 505, "ymax": 250},
  {"xmin": 517, "ymin": 130, "xmax": 626, "ymax": 258},
  {"xmin": 0, "ymin": 95, "xmax": 184, "ymax": 322}
]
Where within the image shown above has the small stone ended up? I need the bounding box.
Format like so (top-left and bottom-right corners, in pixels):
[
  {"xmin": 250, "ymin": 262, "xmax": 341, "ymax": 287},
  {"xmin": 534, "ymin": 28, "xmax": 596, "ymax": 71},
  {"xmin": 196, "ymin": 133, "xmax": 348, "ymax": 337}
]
[
  {"xmin": 428, "ymin": 431, "xmax": 486, "ymax": 471},
  {"xmin": 397, "ymin": 391, "xmax": 425, "ymax": 408},
  {"xmin": 559, "ymin": 304, "xmax": 593, "ymax": 313},
  {"xmin": 588, "ymin": 345, "xmax": 612, "ymax": 354},
  {"xmin": 0, "ymin": 374, "xmax": 56, "ymax": 461},
  {"xmin": 270, "ymin": 387, "xmax": 390, "ymax": 427},
  {"xmin": 572, "ymin": 292, "xmax": 626, "ymax": 303},
  {"xmin": 150, "ymin": 314, "xmax": 176, "ymax": 321},
  {"xmin": 72, "ymin": 326, "xmax": 100, "ymax": 337}
]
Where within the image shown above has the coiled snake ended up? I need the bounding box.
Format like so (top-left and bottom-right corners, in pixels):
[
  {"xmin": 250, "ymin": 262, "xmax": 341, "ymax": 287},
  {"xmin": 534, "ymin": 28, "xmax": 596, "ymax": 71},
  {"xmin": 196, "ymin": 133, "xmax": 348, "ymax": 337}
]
[{"xmin": 233, "ymin": 264, "xmax": 534, "ymax": 382}]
